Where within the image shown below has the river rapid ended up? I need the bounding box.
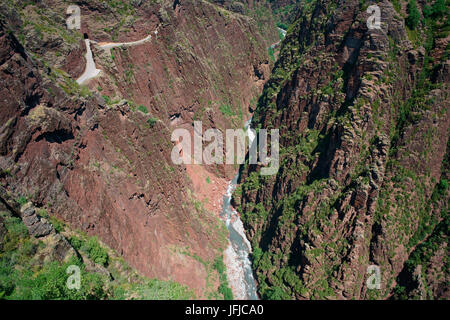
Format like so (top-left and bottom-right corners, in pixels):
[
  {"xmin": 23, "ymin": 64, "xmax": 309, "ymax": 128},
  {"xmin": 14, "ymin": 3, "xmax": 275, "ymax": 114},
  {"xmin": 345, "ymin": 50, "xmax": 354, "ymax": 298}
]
[{"xmin": 221, "ymin": 118, "xmax": 259, "ymax": 300}]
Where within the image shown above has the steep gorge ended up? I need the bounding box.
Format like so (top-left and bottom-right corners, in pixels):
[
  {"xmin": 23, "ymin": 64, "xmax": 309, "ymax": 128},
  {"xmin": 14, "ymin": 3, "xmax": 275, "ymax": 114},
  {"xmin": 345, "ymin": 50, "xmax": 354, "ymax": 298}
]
[{"xmin": 0, "ymin": 0, "xmax": 448, "ymax": 301}]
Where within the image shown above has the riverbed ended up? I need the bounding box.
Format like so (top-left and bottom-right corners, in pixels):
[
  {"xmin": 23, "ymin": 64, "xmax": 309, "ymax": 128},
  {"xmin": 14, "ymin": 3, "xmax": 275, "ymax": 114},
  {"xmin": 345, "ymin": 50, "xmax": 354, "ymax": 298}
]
[{"xmin": 221, "ymin": 119, "xmax": 259, "ymax": 300}]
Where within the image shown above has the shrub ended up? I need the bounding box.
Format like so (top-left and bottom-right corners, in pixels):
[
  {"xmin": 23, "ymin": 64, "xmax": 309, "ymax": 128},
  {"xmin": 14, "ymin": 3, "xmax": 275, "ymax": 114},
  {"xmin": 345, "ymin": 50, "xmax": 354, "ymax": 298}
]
[
  {"xmin": 0, "ymin": 212, "xmax": 108, "ymax": 300},
  {"xmin": 432, "ymin": 0, "xmax": 447, "ymax": 18},
  {"xmin": 4, "ymin": 216, "xmax": 28, "ymax": 239},
  {"xmin": 218, "ymin": 283, "xmax": 233, "ymax": 300},
  {"xmin": 137, "ymin": 105, "xmax": 148, "ymax": 114},
  {"xmin": 263, "ymin": 286, "xmax": 291, "ymax": 300},
  {"xmin": 70, "ymin": 236, "xmax": 109, "ymax": 267},
  {"xmin": 268, "ymin": 47, "xmax": 275, "ymax": 63},
  {"xmin": 252, "ymin": 247, "xmax": 263, "ymax": 265},
  {"xmin": 423, "ymin": 4, "xmax": 433, "ymax": 18},
  {"xmin": 69, "ymin": 236, "xmax": 83, "ymax": 251},
  {"xmin": 7, "ymin": 258, "xmax": 108, "ymax": 300},
  {"xmin": 49, "ymin": 216, "xmax": 65, "ymax": 233},
  {"xmin": 213, "ymin": 256, "xmax": 233, "ymax": 300},
  {"xmin": 102, "ymin": 95, "xmax": 112, "ymax": 105},
  {"xmin": 17, "ymin": 196, "xmax": 28, "ymax": 206},
  {"xmin": 406, "ymin": 0, "xmax": 421, "ymax": 30},
  {"xmin": 391, "ymin": 0, "xmax": 402, "ymax": 13},
  {"xmin": 219, "ymin": 104, "xmax": 234, "ymax": 117},
  {"xmin": 124, "ymin": 279, "xmax": 195, "ymax": 300},
  {"xmin": 83, "ymin": 237, "xmax": 109, "ymax": 267},
  {"xmin": 277, "ymin": 22, "xmax": 288, "ymax": 30},
  {"xmin": 213, "ymin": 256, "xmax": 225, "ymax": 276},
  {"xmin": 147, "ymin": 117, "xmax": 157, "ymax": 127}
]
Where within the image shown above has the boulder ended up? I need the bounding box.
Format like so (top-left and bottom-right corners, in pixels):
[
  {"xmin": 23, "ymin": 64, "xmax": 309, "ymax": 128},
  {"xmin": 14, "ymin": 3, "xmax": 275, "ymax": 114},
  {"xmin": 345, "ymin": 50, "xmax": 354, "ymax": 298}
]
[{"xmin": 20, "ymin": 202, "xmax": 54, "ymax": 238}]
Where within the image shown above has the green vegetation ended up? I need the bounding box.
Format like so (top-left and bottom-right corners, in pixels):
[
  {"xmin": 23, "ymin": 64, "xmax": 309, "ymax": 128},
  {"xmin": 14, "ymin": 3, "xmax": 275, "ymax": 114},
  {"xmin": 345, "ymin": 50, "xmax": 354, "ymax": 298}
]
[
  {"xmin": 391, "ymin": 0, "xmax": 402, "ymax": 13},
  {"xmin": 147, "ymin": 117, "xmax": 158, "ymax": 128},
  {"xmin": 0, "ymin": 211, "xmax": 106, "ymax": 299},
  {"xmin": 0, "ymin": 209, "xmax": 194, "ymax": 300},
  {"xmin": 406, "ymin": 213, "xmax": 448, "ymax": 274},
  {"xmin": 69, "ymin": 236, "xmax": 109, "ymax": 267},
  {"xmin": 431, "ymin": 0, "xmax": 447, "ymax": 18},
  {"xmin": 390, "ymin": 0, "xmax": 448, "ymax": 154},
  {"xmin": 102, "ymin": 95, "xmax": 112, "ymax": 105},
  {"xmin": 179, "ymin": 245, "xmax": 232, "ymax": 300},
  {"xmin": 247, "ymin": 1, "xmax": 275, "ymax": 43},
  {"xmin": 124, "ymin": 63, "xmax": 135, "ymax": 83},
  {"xmin": 269, "ymin": 0, "xmax": 299, "ymax": 30},
  {"xmin": 42, "ymin": 65, "xmax": 92, "ymax": 99},
  {"xmin": 17, "ymin": 196, "xmax": 28, "ymax": 206},
  {"xmin": 0, "ymin": 257, "xmax": 108, "ymax": 300},
  {"xmin": 219, "ymin": 104, "xmax": 235, "ymax": 117},
  {"xmin": 49, "ymin": 216, "xmax": 65, "ymax": 234},
  {"xmin": 268, "ymin": 47, "xmax": 275, "ymax": 63},
  {"xmin": 137, "ymin": 105, "xmax": 149, "ymax": 114},
  {"xmin": 213, "ymin": 256, "xmax": 233, "ymax": 300},
  {"xmin": 264, "ymin": 285, "xmax": 292, "ymax": 300},
  {"xmin": 406, "ymin": 0, "xmax": 421, "ymax": 30},
  {"xmin": 393, "ymin": 211, "xmax": 449, "ymax": 300},
  {"xmin": 278, "ymin": 28, "xmax": 286, "ymax": 41},
  {"xmin": 277, "ymin": 22, "xmax": 289, "ymax": 30}
]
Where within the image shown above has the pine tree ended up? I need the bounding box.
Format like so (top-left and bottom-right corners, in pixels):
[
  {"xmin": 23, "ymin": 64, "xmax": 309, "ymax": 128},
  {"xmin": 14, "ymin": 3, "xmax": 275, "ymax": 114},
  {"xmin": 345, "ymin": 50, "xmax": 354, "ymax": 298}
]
[
  {"xmin": 432, "ymin": 0, "xmax": 447, "ymax": 18},
  {"xmin": 406, "ymin": 0, "xmax": 421, "ymax": 30}
]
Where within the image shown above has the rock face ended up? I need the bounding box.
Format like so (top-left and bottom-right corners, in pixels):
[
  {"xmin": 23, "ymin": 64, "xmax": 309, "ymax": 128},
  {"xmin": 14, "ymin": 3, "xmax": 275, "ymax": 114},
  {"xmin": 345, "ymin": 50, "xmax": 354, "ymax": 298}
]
[
  {"xmin": 267, "ymin": 0, "xmax": 301, "ymax": 25},
  {"xmin": 0, "ymin": 215, "xmax": 6, "ymax": 251},
  {"xmin": 236, "ymin": 0, "xmax": 449, "ymax": 299},
  {"xmin": 0, "ymin": 0, "xmax": 275, "ymax": 296},
  {"xmin": 20, "ymin": 203, "xmax": 54, "ymax": 238}
]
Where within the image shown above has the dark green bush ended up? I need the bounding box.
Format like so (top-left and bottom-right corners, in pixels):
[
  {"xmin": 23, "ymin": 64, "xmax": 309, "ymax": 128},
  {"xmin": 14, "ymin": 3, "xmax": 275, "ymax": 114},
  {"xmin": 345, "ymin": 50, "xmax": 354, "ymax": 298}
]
[
  {"xmin": 147, "ymin": 117, "xmax": 157, "ymax": 127},
  {"xmin": 218, "ymin": 283, "xmax": 233, "ymax": 300},
  {"xmin": 276, "ymin": 22, "xmax": 288, "ymax": 30},
  {"xmin": 406, "ymin": 0, "xmax": 421, "ymax": 30},
  {"xmin": 432, "ymin": 0, "xmax": 447, "ymax": 18},
  {"xmin": 213, "ymin": 256, "xmax": 233, "ymax": 300},
  {"xmin": 17, "ymin": 196, "xmax": 28, "ymax": 206},
  {"xmin": 137, "ymin": 105, "xmax": 148, "ymax": 114},
  {"xmin": 263, "ymin": 286, "xmax": 291, "ymax": 300},
  {"xmin": 69, "ymin": 235, "xmax": 109, "ymax": 267},
  {"xmin": 6, "ymin": 258, "xmax": 108, "ymax": 300},
  {"xmin": 83, "ymin": 237, "xmax": 109, "ymax": 267}
]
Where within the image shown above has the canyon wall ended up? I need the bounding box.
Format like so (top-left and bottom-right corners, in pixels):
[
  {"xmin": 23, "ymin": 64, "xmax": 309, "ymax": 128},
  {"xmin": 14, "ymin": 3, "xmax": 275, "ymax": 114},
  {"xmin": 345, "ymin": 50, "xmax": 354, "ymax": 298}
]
[
  {"xmin": 0, "ymin": 0, "xmax": 276, "ymax": 297},
  {"xmin": 235, "ymin": 0, "xmax": 449, "ymax": 299}
]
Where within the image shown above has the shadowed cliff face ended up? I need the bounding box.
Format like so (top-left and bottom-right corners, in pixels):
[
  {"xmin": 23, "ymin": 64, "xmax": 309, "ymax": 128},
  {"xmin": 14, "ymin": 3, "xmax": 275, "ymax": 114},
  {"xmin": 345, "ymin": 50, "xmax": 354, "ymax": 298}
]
[
  {"xmin": 0, "ymin": 0, "xmax": 276, "ymax": 297},
  {"xmin": 235, "ymin": 0, "xmax": 449, "ymax": 299}
]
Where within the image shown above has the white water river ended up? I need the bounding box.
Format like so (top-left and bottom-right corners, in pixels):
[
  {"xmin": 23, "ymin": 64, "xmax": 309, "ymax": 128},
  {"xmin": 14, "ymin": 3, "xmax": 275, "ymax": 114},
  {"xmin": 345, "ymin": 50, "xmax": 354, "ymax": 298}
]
[
  {"xmin": 221, "ymin": 118, "xmax": 259, "ymax": 300},
  {"xmin": 74, "ymin": 25, "xmax": 283, "ymax": 300},
  {"xmin": 222, "ymin": 28, "xmax": 285, "ymax": 298},
  {"xmin": 270, "ymin": 27, "xmax": 287, "ymax": 49}
]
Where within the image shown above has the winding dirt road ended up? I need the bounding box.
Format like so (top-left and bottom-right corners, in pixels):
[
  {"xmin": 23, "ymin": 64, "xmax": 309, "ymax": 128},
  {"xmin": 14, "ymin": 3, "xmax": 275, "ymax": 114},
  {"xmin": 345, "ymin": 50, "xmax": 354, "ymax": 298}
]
[
  {"xmin": 76, "ymin": 39, "xmax": 101, "ymax": 84},
  {"xmin": 76, "ymin": 29, "xmax": 159, "ymax": 85}
]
